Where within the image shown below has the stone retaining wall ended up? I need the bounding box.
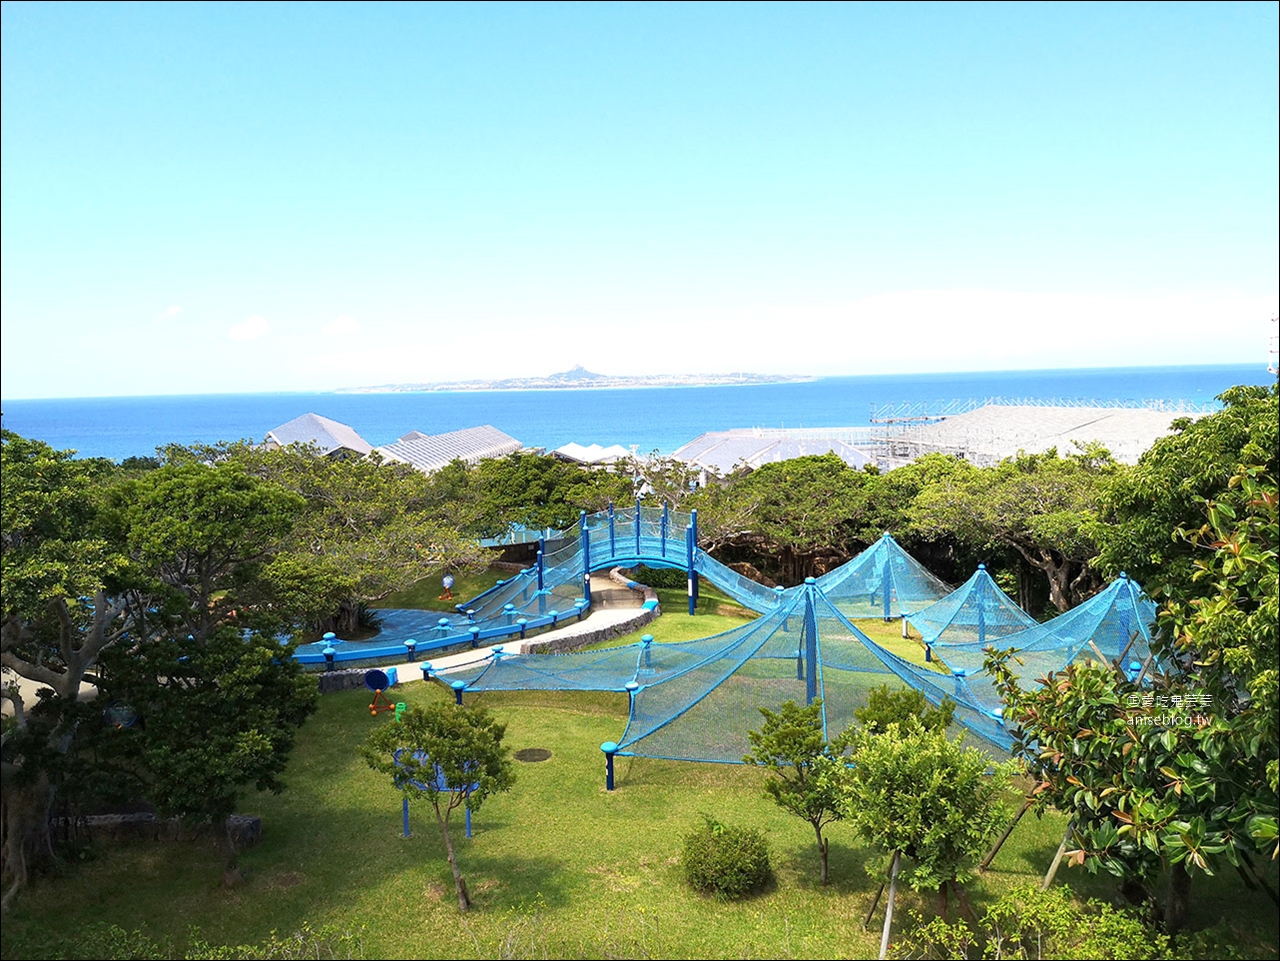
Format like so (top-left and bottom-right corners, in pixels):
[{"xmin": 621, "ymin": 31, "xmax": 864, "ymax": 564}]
[{"xmin": 62, "ymin": 813, "xmax": 263, "ymax": 847}]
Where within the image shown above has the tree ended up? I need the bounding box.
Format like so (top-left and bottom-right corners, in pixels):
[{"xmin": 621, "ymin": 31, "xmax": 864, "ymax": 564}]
[
  {"xmin": 466, "ymin": 452, "xmax": 633, "ymax": 536},
  {"xmin": 743, "ymin": 699, "xmax": 846, "ymax": 885},
  {"xmin": 909, "ymin": 447, "xmax": 1115, "ymax": 611},
  {"xmin": 1097, "ymin": 383, "xmax": 1278, "ymax": 596},
  {"xmin": 363, "ymin": 702, "xmax": 515, "ymax": 912},
  {"xmin": 162, "ymin": 442, "xmax": 487, "ymax": 635},
  {"xmin": 989, "ymin": 462, "xmax": 1279, "ymax": 932},
  {"xmin": 710, "ymin": 454, "xmax": 870, "ymax": 582},
  {"xmin": 2, "ymin": 442, "xmax": 324, "ymax": 903},
  {"xmin": 1, "ymin": 433, "xmax": 130, "ymax": 909},
  {"xmin": 839, "ymin": 721, "xmax": 1015, "ymax": 955}
]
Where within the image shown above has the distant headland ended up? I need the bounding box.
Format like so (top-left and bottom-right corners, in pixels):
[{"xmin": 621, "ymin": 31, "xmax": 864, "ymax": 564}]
[{"xmin": 334, "ymin": 365, "xmax": 815, "ymax": 393}]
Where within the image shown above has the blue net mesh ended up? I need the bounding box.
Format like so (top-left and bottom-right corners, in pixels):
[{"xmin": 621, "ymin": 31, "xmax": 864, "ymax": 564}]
[
  {"xmin": 933, "ymin": 574, "xmax": 1159, "ymax": 681},
  {"xmin": 905, "ymin": 564, "xmax": 1038, "ymax": 648},
  {"xmin": 816, "ymin": 533, "xmax": 953, "ymax": 618}
]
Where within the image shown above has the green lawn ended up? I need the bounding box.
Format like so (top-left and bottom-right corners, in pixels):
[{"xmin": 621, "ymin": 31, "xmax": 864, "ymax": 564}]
[
  {"xmin": 3, "ymin": 603, "xmax": 1276, "ymax": 960},
  {"xmin": 375, "ymin": 566, "xmax": 508, "ymax": 612}
]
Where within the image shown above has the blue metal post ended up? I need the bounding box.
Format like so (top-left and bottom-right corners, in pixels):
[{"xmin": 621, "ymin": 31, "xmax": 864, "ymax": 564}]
[
  {"xmin": 451, "ymin": 680, "xmax": 466, "ymax": 705},
  {"xmin": 580, "ymin": 511, "xmax": 592, "ymax": 606},
  {"xmin": 403, "ymin": 796, "xmax": 410, "ymax": 837},
  {"xmin": 661, "ymin": 502, "xmax": 669, "ymax": 558},
  {"xmin": 465, "ymin": 806, "xmax": 472, "ymax": 839},
  {"xmin": 608, "ymin": 501, "xmax": 616, "ymax": 559},
  {"xmin": 537, "ymin": 538, "xmax": 545, "ymax": 591},
  {"xmin": 403, "ymin": 638, "xmax": 417, "ymax": 661},
  {"xmin": 882, "ymin": 555, "xmax": 893, "ymax": 621},
  {"xmin": 634, "ymin": 497, "xmax": 641, "ymax": 557},
  {"xmin": 601, "ymin": 741, "xmax": 618, "ymax": 791},
  {"xmin": 804, "ymin": 579, "xmax": 818, "ymax": 705},
  {"xmin": 642, "ymin": 634, "xmax": 653, "ymax": 668},
  {"xmin": 685, "ymin": 525, "xmax": 696, "ymax": 615},
  {"xmin": 691, "ymin": 509, "xmax": 700, "ymax": 608},
  {"xmin": 976, "ymin": 563, "xmax": 987, "ymax": 647}
]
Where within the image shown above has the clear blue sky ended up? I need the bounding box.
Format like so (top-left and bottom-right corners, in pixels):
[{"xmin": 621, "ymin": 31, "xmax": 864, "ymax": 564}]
[{"xmin": 2, "ymin": 1, "xmax": 1276, "ymax": 398}]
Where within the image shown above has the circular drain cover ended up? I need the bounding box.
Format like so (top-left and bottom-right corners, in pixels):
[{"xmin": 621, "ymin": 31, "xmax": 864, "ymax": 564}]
[{"xmin": 514, "ymin": 748, "xmax": 552, "ymax": 762}]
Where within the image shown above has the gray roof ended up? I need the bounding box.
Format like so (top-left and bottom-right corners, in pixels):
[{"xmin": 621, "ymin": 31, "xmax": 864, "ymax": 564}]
[
  {"xmin": 377, "ymin": 425, "xmax": 522, "ymax": 473},
  {"xmin": 553, "ymin": 442, "xmax": 633, "ymax": 465},
  {"xmin": 263, "ymin": 413, "xmax": 373, "ymax": 457},
  {"xmin": 891, "ymin": 404, "xmax": 1199, "ymax": 466},
  {"xmin": 672, "ymin": 429, "xmax": 872, "ymax": 475}
]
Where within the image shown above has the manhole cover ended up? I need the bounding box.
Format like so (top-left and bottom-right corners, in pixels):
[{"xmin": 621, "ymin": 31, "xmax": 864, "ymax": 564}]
[{"xmin": 514, "ymin": 748, "xmax": 552, "ymax": 762}]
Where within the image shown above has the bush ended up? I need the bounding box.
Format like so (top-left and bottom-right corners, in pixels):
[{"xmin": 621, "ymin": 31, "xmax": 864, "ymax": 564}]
[
  {"xmin": 627, "ymin": 565, "xmax": 687, "ymax": 589},
  {"xmin": 681, "ymin": 814, "xmax": 772, "ymax": 898},
  {"xmin": 890, "ymin": 884, "xmax": 1171, "ymax": 960},
  {"xmin": 854, "ymin": 684, "xmax": 955, "ymax": 734}
]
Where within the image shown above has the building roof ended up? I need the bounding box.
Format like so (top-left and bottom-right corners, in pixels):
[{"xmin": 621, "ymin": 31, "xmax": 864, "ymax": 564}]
[
  {"xmin": 263, "ymin": 413, "xmax": 373, "ymax": 457},
  {"xmin": 672, "ymin": 428, "xmax": 872, "ymax": 475},
  {"xmin": 376, "ymin": 425, "xmax": 522, "ymax": 473},
  {"xmin": 552, "ymin": 442, "xmax": 633, "ymax": 465},
  {"xmin": 892, "ymin": 404, "xmax": 1199, "ymax": 466}
]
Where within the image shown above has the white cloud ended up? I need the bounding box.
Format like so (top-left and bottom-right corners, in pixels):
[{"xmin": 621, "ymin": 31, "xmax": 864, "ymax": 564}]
[
  {"xmin": 156, "ymin": 305, "xmax": 182, "ymax": 320},
  {"xmin": 323, "ymin": 315, "xmax": 361, "ymax": 337},
  {"xmin": 229, "ymin": 315, "xmax": 270, "ymax": 342}
]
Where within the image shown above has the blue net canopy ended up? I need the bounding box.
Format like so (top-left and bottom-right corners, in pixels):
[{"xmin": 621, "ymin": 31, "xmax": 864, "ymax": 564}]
[
  {"xmin": 815, "ymin": 533, "xmax": 952, "ymax": 619},
  {"xmin": 932, "ymin": 574, "xmax": 1159, "ymax": 681},
  {"xmin": 904, "ymin": 564, "xmax": 1038, "ymax": 648}
]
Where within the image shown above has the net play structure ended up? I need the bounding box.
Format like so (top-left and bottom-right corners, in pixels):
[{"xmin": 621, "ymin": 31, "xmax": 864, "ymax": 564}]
[{"xmin": 300, "ymin": 502, "xmax": 1159, "ymax": 770}]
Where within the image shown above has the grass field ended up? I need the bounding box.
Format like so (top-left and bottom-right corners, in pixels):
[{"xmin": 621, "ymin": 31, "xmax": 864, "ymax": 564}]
[{"xmin": 3, "ymin": 601, "xmax": 1276, "ymax": 959}]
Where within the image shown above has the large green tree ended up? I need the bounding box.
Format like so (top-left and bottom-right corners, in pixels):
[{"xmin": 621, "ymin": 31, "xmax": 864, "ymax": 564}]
[
  {"xmin": 162, "ymin": 442, "xmax": 487, "ymax": 634},
  {"xmin": 1, "ymin": 433, "xmax": 131, "ymax": 908},
  {"xmin": 708, "ymin": 454, "xmax": 871, "ymax": 582},
  {"xmin": 909, "ymin": 447, "xmax": 1116, "ymax": 611},
  {"xmin": 2, "ymin": 440, "xmax": 325, "ymax": 902}
]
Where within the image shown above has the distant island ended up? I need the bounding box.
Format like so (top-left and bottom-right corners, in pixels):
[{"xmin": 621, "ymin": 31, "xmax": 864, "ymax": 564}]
[{"xmin": 335, "ymin": 365, "xmax": 815, "ymax": 393}]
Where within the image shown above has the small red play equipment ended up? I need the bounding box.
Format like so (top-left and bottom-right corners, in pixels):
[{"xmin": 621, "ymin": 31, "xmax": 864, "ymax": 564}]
[{"xmin": 365, "ymin": 668, "xmax": 400, "ymax": 716}]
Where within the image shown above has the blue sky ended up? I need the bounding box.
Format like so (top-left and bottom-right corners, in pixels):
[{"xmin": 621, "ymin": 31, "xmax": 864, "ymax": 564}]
[{"xmin": 2, "ymin": 1, "xmax": 1276, "ymax": 398}]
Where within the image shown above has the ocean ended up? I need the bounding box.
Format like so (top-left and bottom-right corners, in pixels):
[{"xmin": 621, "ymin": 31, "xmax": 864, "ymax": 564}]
[{"xmin": 1, "ymin": 363, "xmax": 1272, "ymax": 462}]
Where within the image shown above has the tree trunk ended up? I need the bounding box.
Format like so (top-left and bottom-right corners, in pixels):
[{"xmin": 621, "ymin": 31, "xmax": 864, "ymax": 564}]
[
  {"xmin": 436, "ymin": 807, "xmax": 470, "ymax": 912},
  {"xmin": 215, "ymin": 816, "xmax": 244, "ymax": 888},
  {"xmin": 0, "ymin": 771, "xmax": 55, "ymax": 913},
  {"xmin": 937, "ymin": 880, "xmax": 949, "ymax": 921},
  {"xmin": 1166, "ymin": 861, "xmax": 1192, "ymax": 935},
  {"xmin": 1042, "ymin": 821, "xmax": 1073, "ymax": 890},
  {"xmin": 879, "ymin": 850, "xmax": 901, "ymax": 960},
  {"xmin": 815, "ymin": 827, "xmax": 829, "ymax": 886}
]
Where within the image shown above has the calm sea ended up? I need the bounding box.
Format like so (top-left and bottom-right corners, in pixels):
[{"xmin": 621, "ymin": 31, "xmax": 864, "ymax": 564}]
[{"xmin": 1, "ymin": 364, "xmax": 1272, "ymax": 461}]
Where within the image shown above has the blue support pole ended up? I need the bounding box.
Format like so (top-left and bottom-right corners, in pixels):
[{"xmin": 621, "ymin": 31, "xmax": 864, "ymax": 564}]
[
  {"xmin": 634, "ymin": 497, "xmax": 641, "ymax": 557},
  {"xmin": 882, "ymin": 556, "xmax": 893, "ymax": 621},
  {"xmin": 537, "ymin": 538, "xmax": 545, "ymax": 591},
  {"xmin": 804, "ymin": 579, "xmax": 819, "ymax": 705},
  {"xmin": 661, "ymin": 502, "xmax": 669, "ymax": 558},
  {"xmin": 608, "ymin": 501, "xmax": 616, "ymax": 559},
  {"xmin": 976, "ymin": 563, "xmax": 987, "ymax": 647},
  {"xmin": 580, "ymin": 511, "xmax": 592, "ymax": 606},
  {"xmin": 465, "ymin": 806, "xmax": 472, "ymax": 839},
  {"xmin": 403, "ymin": 796, "xmax": 411, "ymax": 837},
  {"xmin": 642, "ymin": 634, "xmax": 653, "ymax": 668},
  {"xmin": 690, "ymin": 509, "xmax": 700, "ymax": 610},
  {"xmin": 601, "ymin": 741, "xmax": 618, "ymax": 791},
  {"xmin": 686, "ymin": 525, "xmax": 696, "ymax": 615},
  {"xmin": 451, "ymin": 680, "xmax": 466, "ymax": 705}
]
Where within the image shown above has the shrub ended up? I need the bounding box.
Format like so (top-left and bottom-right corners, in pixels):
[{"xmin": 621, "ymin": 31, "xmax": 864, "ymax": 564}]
[
  {"xmin": 681, "ymin": 814, "xmax": 772, "ymax": 898},
  {"xmin": 854, "ymin": 684, "xmax": 955, "ymax": 734},
  {"xmin": 890, "ymin": 884, "xmax": 1171, "ymax": 960},
  {"xmin": 627, "ymin": 565, "xmax": 687, "ymax": 589}
]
